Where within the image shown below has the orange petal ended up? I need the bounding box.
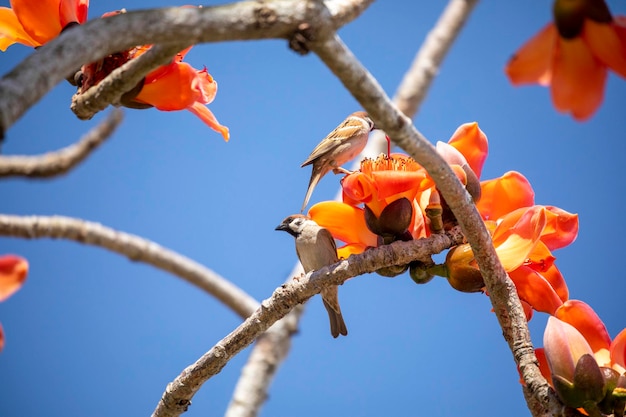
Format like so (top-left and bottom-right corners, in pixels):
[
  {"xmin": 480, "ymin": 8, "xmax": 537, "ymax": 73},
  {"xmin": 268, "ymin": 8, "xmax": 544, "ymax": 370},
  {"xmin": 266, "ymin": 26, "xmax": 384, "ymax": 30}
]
[
  {"xmin": 447, "ymin": 122, "xmax": 489, "ymax": 178},
  {"xmin": 11, "ymin": 0, "xmax": 63, "ymax": 44},
  {"xmin": 526, "ymin": 245, "xmax": 569, "ymax": 303},
  {"xmin": 342, "ymin": 172, "xmax": 377, "ymax": 204},
  {"xmin": 0, "ymin": 254, "xmax": 28, "ymax": 302},
  {"xmin": 0, "ymin": 7, "xmax": 39, "ymax": 50},
  {"xmin": 309, "ymin": 201, "xmax": 378, "ymax": 248},
  {"xmin": 493, "ymin": 206, "xmax": 547, "ymax": 271},
  {"xmin": 509, "ymin": 266, "xmax": 564, "ymax": 315},
  {"xmin": 506, "ymin": 23, "xmax": 556, "ymax": 86},
  {"xmin": 534, "ymin": 348, "xmax": 554, "ymax": 386},
  {"xmin": 337, "ymin": 243, "xmax": 369, "ymax": 259},
  {"xmin": 188, "ymin": 103, "xmax": 230, "ymax": 141},
  {"xmin": 583, "ymin": 18, "xmax": 626, "ymax": 79},
  {"xmin": 137, "ymin": 62, "xmax": 198, "ymax": 110},
  {"xmin": 610, "ymin": 328, "xmax": 626, "ymax": 374},
  {"xmin": 59, "ymin": 0, "xmax": 89, "ymax": 27},
  {"xmin": 551, "ymin": 35, "xmax": 606, "ymax": 121},
  {"xmin": 541, "ymin": 206, "xmax": 578, "ymax": 250},
  {"xmin": 477, "ymin": 171, "xmax": 534, "ymax": 221},
  {"xmin": 371, "ymin": 170, "xmax": 430, "ymax": 200},
  {"xmin": 555, "ymin": 300, "xmax": 612, "ymax": 362}
]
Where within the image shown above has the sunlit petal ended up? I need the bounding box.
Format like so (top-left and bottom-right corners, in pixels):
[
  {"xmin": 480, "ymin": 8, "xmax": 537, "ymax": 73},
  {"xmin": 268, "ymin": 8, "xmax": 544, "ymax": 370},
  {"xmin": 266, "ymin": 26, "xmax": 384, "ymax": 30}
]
[
  {"xmin": 551, "ymin": 36, "xmax": 606, "ymax": 121},
  {"xmin": 492, "ymin": 207, "xmax": 547, "ymax": 270},
  {"xmin": 541, "ymin": 206, "xmax": 579, "ymax": 250},
  {"xmin": 0, "ymin": 7, "xmax": 39, "ymax": 50},
  {"xmin": 610, "ymin": 328, "xmax": 626, "ymax": 374},
  {"xmin": 477, "ymin": 171, "xmax": 534, "ymax": 221},
  {"xmin": 309, "ymin": 201, "xmax": 378, "ymax": 248},
  {"xmin": 11, "ymin": 0, "xmax": 63, "ymax": 44},
  {"xmin": 59, "ymin": 0, "xmax": 89, "ymax": 27},
  {"xmin": 447, "ymin": 122, "xmax": 489, "ymax": 178},
  {"xmin": 506, "ymin": 23, "xmax": 556, "ymax": 86},
  {"xmin": 337, "ymin": 243, "xmax": 369, "ymax": 259}
]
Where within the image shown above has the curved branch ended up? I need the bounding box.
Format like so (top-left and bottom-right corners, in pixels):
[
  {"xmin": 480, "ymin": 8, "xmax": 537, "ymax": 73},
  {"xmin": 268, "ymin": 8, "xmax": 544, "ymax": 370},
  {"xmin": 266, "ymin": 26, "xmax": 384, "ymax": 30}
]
[
  {"xmin": 308, "ymin": 33, "xmax": 563, "ymax": 416},
  {"xmin": 0, "ymin": 214, "xmax": 259, "ymax": 319},
  {"xmin": 0, "ymin": 109, "xmax": 123, "ymax": 178},
  {"xmin": 0, "ymin": 0, "xmax": 372, "ymax": 134},
  {"xmin": 152, "ymin": 227, "xmax": 466, "ymax": 417},
  {"xmin": 392, "ymin": 0, "xmax": 479, "ymax": 118}
]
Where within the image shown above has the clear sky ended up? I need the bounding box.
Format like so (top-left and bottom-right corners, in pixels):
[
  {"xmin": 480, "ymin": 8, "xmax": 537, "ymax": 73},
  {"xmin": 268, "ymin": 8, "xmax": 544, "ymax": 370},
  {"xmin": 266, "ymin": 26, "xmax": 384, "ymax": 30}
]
[{"xmin": 1, "ymin": 1, "xmax": 625, "ymax": 416}]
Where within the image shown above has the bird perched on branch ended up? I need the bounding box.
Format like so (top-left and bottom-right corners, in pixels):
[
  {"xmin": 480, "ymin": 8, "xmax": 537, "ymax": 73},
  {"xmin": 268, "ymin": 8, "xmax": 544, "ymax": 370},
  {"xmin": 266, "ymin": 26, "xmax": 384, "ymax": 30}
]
[
  {"xmin": 300, "ymin": 111, "xmax": 377, "ymax": 212},
  {"xmin": 275, "ymin": 214, "xmax": 348, "ymax": 338}
]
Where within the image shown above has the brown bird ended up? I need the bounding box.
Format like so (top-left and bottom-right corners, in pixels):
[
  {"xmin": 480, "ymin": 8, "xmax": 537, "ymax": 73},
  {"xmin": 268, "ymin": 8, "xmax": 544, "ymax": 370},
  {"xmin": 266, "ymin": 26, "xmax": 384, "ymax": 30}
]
[
  {"xmin": 275, "ymin": 214, "xmax": 348, "ymax": 338},
  {"xmin": 300, "ymin": 111, "xmax": 376, "ymax": 212}
]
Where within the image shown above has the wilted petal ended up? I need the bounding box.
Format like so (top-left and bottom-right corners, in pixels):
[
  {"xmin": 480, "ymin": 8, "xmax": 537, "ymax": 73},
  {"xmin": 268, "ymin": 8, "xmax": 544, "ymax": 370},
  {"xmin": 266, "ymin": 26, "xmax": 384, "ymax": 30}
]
[
  {"xmin": 551, "ymin": 36, "xmax": 606, "ymax": 121},
  {"xmin": 0, "ymin": 255, "xmax": 28, "ymax": 302},
  {"xmin": 506, "ymin": 23, "xmax": 556, "ymax": 86},
  {"xmin": 610, "ymin": 328, "xmax": 626, "ymax": 374},
  {"xmin": 555, "ymin": 300, "xmax": 612, "ymax": 366},
  {"xmin": 309, "ymin": 201, "xmax": 378, "ymax": 249},
  {"xmin": 447, "ymin": 122, "xmax": 489, "ymax": 178},
  {"xmin": 477, "ymin": 171, "xmax": 535, "ymax": 221},
  {"xmin": 544, "ymin": 316, "xmax": 595, "ymax": 383},
  {"xmin": 583, "ymin": 18, "xmax": 626, "ymax": 79}
]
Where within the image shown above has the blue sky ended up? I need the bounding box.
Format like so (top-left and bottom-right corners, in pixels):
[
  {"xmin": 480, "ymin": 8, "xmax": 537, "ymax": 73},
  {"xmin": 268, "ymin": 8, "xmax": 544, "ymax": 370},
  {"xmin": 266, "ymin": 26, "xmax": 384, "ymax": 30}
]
[{"xmin": 1, "ymin": 1, "xmax": 625, "ymax": 416}]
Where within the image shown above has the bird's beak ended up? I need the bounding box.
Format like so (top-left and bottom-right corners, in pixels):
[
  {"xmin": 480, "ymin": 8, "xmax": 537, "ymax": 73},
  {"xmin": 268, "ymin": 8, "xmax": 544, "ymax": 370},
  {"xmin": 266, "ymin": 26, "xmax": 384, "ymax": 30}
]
[{"xmin": 275, "ymin": 223, "xmax": 288, "ymax": 232}]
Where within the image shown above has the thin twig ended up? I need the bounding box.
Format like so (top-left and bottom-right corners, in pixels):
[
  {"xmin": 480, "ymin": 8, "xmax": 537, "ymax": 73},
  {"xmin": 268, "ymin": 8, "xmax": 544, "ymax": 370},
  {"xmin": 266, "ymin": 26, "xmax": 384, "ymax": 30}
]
[
  {"xmin": 0, "ymin": 214, "xmax": 259, "ymax": 319},
  {"xmin": 0, "ymin": 109, "xmax": 123, "ymax": 178},
  {"xmin": 308, "ymin": 32, "xmax": 563, "ymax": 416},
  {"xmin": 152, "ymin": 227, "xmax": 465, "ymax": 417}
]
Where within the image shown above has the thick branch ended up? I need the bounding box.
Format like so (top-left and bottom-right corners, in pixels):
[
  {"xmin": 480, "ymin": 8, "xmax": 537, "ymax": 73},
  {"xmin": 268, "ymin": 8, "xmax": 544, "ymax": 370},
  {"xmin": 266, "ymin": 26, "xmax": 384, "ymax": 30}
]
[
  {"xmin": 0, "ymin": 0, "xmax": 372, "ymax": 135},
  {"xmin": 0, "ymin": 109, "xmax": 122, "ymax": 178},
  {"xmin": 0, "ymin": 214, "xmax": 259, "ymax": 319},
  {"xmin": 392, "ymin": 0, "xmax": 479, "ymax": 118},
  {"xmin": 153, "ymin": 227, "xmax": 466, "ymax": 417},
  {"xmin": 309, "ymin": 33, "xmax": 563, "ymax": 416}
]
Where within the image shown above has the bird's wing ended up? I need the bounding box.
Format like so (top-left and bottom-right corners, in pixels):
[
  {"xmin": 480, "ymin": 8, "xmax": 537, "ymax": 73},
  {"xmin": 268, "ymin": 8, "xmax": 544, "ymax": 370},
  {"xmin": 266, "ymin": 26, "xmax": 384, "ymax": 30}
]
[
  {"xmin": 301, "ymin": 120, "xmax": 365, "ymax": 167},
  {"xmin": 317, "ymin": 227, "xmax": 339, "ymax": 263}
]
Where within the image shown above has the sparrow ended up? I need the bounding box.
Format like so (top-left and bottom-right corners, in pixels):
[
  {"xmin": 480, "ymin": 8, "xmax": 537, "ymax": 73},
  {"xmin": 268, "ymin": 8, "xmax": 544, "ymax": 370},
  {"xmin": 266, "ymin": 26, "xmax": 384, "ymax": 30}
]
[
  {"xmin": 275, "ymin": 214, "xmax": 348, "ymax": 338},
  {"xmin": 300, "ymin": 111, "xmax": 376, "ymax": 212}
]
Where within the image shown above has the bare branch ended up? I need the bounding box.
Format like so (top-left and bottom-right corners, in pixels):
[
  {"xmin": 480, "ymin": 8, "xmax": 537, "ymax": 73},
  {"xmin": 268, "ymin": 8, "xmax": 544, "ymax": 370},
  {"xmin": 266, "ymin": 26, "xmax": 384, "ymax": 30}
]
[
  {"xmin": 308, "ymin": 32, "xmax": 563, "ymax": 416},
  {"xmin": 0, "ymin": 0, "xmax": 372, "ymax": 134},
  {"xmin": 153, "ymin": 227, "xmax": 466, "ymax": 417},
  {"xmin": 393, "ymin": 0, "xmax": 479, "ymax": 118},
  {"xmin": 0, "ymin": 109, "xmax": 122, "ymax": 178},
  {"xmin": 0, "ymin": 214, "xmax": 259, "ymax": 319}
]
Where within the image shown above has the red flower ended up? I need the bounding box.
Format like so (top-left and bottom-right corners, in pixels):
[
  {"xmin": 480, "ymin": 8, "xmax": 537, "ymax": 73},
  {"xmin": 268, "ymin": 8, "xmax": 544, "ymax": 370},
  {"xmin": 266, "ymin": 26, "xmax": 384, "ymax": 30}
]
[
  {"xmin": 0, "ymin": 254, "xmax": 28, "ymax": 352},
  {"xmin": 506, "ymin": 0, "xmax": 626, "ymax": 120},
  {"xmin": 0, "ymin": 0, "xmax": 88, "ymax": 50}
]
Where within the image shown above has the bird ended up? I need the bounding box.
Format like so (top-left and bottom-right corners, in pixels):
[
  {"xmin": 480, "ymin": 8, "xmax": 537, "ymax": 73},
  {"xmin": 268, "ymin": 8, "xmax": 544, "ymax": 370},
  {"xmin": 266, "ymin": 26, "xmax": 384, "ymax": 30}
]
[
  {"xmin": 275, "ymin": 214, "xmax": 348, "ymax": 338},
  {"xmin": 300, "ymin": 111, "xmax": 377, "ymax": 213}
]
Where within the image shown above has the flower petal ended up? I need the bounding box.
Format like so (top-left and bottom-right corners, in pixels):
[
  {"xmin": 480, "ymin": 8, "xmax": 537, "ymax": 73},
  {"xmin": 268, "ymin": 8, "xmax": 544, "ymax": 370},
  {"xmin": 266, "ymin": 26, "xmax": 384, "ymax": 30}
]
[
  {"xmin": 309, "ymin": 201, "xmax": 378, "ymax": 248},
  {"xmin": 583, "ymin": 18, "xmax": 626, "ymax": 79},
  {"xmin": 11, "ymin": 0, "xmax": 63, "ymax": 44},
  {"xmin": 555, "ymin": 300, "xmax": 611, "ymax": 364},
  {"xmin": 544, "ymin": 316, "xmax": 594, "ymax": 382},
  {"xmin": 476, "ymin": 171, "xmax": 534, "ymax": 221},
  {"xmin": 509, "ymin": 266, "xmax": 564, "ymax": 315},
  {"xmin": 506, "ymin": 23, "xmax": 556, "ymax": 86},
  {"xmin": 136, "ymin": 61, "xmax": 198, "ymax": 110},
  {"xmin": 0, "ymin": 254, "xmax": 28, "ymax": 302},
  {"xmin": 447, "ymin": 122, "xmax": 489, "ymax": 178},
  {"xmin": 492, "ymin": 206, "xmax": 547, "ymax": 270},
  {"xmin": 59, "ymin": 0, "xmax": 89, "ymax": 27},
  {"xmin": 0, "ymin": 7, "xmax": 39, "ymax": 50},
  {"xmin": 188, "ymin": 103, "xmax": 230, "ymax": 141},
  {"xmin": 541, "ymin": 206, "xmax": 579, "ymax": 250},
  {"xmin": 551, "ymin": 35, "xmax": 606, "ymax": 121},
  {"xmin": 337, "ymin": 243, "xmax": 369, "ymax": 259},
  {"xmin": 610, "ymin": 328, "xmax": 626, "ymax": 374}
]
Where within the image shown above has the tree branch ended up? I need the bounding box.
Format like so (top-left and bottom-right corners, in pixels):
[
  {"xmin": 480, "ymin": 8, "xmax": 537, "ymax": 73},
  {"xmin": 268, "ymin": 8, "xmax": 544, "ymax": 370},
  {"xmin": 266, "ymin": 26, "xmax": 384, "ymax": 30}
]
[
  {"xmin": 392, "ymin": 0, "xmax": 479, "ymax": 117},
  {"xmin": 0, "ymin": 0, "xmax": 372, "ymax": 135},
  {"xmin": 0, "ymin": 214, "xmax": 259, "ymax": 319},
  {"xmin": 152, "ymin": 227, "xmax": 466, "ymax": 417},
  {"xmin": 0, "ymin": 109, "xmax": 122, "ymax": 178},
  {"xmin": 308, "ymin": 32, "xmax": 563, "ymax": 416}
]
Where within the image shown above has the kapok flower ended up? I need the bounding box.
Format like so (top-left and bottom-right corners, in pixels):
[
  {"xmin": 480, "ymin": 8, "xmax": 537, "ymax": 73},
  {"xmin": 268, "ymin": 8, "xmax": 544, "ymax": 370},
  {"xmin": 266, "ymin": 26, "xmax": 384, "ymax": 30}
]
[
  {"xmin": 131, "ymin": 47, "xmax": 230, "ymax": 141},
  {"xmin": 541, "ymin": 301, "xmax": 626, "ymax": 413},
  {"xmin": 0, "ymin": 0, "xmax": 88, "ymax": 50},
  {"xmin": 505, "ymin": 0, "xmax": 626, "ymax": 120},
  {"xmin": 0, "ymin": 254, "xmax": 28, "ymax": 352}
]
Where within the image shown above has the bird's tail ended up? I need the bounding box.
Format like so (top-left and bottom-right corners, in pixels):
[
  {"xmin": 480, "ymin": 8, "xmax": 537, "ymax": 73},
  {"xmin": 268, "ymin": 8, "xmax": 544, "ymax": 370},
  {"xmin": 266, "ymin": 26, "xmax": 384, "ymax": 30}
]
[
  {"xmin": 322, "ymin": 287, "xmax": 348, "ymax": 338},
  {"xmin": 301, "ymin": 169, "xmax": 322, "ymax": 213}
]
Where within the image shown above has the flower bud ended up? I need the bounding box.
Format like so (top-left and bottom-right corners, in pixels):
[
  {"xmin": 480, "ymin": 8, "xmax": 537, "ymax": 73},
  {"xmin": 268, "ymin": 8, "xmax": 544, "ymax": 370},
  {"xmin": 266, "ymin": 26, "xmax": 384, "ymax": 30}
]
[{"xmin": 443, "ymin": 244, "xmax": 485, "ymax": 293}]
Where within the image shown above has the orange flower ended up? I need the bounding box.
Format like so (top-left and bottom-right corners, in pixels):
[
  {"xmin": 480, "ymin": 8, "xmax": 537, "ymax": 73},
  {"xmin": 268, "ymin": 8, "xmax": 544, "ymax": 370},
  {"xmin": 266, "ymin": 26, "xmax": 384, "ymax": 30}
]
[
  {"xmin": 0, "ymin": 0, "xmax": 88, "ymax": 50},
  {"xmin": 506, "ymin": 0, "xmax": 626, "ymax": 120},
  {"xmin": 0, "ymin": 254, "xmax": 28, "ymax": 352},
  {"xmin": 131, "ymin": 47, "xmax": 230, "ymax": 141}
]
